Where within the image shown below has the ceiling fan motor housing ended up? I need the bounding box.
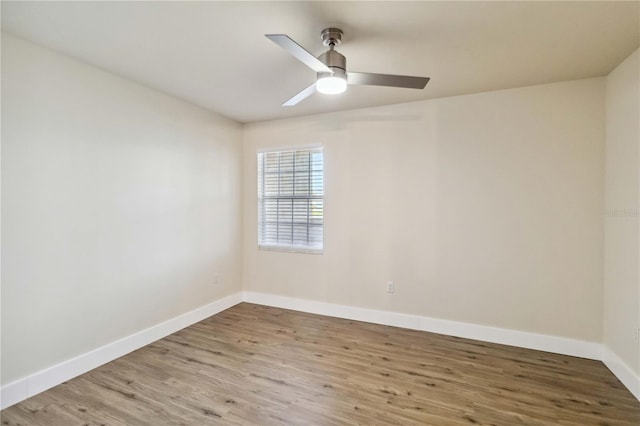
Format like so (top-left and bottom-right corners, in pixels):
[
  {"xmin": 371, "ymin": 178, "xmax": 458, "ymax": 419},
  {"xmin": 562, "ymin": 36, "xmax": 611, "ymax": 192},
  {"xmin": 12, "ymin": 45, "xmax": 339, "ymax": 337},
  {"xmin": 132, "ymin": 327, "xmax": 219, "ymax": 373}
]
[{"xmin": 317, "ymin": 49, "xmax": 347, "ymax": 81}]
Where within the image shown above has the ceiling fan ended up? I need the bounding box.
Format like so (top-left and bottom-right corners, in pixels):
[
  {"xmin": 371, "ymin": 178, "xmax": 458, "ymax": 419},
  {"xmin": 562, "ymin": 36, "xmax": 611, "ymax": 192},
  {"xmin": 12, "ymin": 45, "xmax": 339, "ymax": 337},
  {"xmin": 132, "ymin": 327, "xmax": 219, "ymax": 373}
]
[{"xmin": 265, "ymin": 28, "xmax": 430, "ymax": 106}]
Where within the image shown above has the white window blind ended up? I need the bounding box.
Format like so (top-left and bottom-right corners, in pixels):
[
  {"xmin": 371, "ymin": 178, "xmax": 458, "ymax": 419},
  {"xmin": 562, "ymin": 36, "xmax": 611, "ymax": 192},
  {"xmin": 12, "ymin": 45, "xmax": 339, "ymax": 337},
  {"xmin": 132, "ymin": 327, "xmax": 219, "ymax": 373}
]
[{"xmin": 258, "ymin": 147, "xmax": 324, "ymax": 253}]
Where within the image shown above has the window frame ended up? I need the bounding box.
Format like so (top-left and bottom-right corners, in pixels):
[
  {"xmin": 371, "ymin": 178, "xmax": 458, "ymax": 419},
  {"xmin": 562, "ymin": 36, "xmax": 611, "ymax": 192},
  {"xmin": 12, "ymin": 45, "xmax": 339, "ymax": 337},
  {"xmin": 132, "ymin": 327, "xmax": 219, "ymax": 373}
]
[{"xmin": 256, "ymin": 145, "xmax": 324, "ymax": 254}]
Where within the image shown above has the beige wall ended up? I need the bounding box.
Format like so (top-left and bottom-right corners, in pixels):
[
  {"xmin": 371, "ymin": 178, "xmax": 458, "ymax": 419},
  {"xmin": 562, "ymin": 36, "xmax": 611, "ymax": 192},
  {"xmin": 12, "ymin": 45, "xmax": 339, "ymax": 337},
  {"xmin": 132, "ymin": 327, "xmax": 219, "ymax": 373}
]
[
  {"xmin": 1, "ymin": 34, "xmax": 243, "ymax": 384},
  {"xmin": 243, "ymin": 78, "xmax": 605, "ymax": 342},
  {"xmin": 604, "ymin": 49, "xmax": 640, "ymax": 374}
]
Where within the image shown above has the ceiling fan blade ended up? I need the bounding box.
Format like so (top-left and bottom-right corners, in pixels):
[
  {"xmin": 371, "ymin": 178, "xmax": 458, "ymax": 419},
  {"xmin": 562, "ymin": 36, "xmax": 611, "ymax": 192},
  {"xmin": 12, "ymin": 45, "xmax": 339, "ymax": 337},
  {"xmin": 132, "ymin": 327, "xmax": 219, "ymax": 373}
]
[
  {"xmin": 265, "ymin": 34, "xmax": 332, "ymax": 74},
  {"xmin": 283, "ymin": 82, "xmax": 317, "ymax": 106},
  {"xmin": 348, "ymin": 72, "xmax": 430, "ymax": 89}
]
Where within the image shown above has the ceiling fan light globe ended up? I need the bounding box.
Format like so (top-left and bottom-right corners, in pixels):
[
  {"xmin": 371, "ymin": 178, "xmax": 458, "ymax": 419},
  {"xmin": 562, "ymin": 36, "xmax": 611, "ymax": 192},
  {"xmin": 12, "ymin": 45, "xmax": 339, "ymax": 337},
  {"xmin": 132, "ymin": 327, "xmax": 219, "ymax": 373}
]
[{"xmin": 316, "ymin": 76, "xmax": 347, "ymax": 95}]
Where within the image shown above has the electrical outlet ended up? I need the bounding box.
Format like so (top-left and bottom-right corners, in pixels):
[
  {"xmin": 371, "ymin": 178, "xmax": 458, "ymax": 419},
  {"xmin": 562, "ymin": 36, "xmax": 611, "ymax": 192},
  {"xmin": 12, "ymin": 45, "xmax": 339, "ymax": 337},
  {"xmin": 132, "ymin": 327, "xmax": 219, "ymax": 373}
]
[
  {"xmin": 214, "ymin": 273, "xmax": 220, "ymax": 285},
  {"xmin": 635, "ymin": 327, "xmax": 640, "ymax": 344},
  {"xmin": 386, "ymin": 281, "xmax": 395, "ymax": 293}
]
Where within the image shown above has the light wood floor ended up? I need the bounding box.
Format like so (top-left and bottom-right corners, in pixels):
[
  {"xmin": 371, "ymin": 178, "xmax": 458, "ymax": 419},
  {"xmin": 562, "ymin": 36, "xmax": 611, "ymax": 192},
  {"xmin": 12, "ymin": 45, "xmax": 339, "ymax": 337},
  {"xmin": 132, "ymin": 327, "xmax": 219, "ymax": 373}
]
[{"xmin": 1, "ymin": 303, "xmax": 638, "ymax": 425}]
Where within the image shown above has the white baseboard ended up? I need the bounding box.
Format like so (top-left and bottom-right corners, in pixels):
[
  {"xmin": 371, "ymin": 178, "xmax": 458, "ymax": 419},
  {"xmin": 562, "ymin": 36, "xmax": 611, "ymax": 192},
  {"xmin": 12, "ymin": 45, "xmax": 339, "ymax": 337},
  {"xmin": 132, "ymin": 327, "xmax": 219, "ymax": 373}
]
[
  {"xmin": 602, "ymin": 345, "xmax": 640, "ymax": 401},
  {"xmin": 242, "ymin": 291, "xmax": 602, "ymax": 361},
  {"xmin": 0, "ymin": 292, "xmax": 243, "ymax": 410}
]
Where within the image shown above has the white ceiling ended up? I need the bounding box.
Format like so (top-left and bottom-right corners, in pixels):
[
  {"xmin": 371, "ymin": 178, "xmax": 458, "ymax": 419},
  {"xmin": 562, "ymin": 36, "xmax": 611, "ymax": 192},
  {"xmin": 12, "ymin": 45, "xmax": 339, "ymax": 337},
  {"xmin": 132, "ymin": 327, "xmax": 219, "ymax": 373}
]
[{"xmin": 2, "ymin": 1, "xmax": 638, "ymax": 123}]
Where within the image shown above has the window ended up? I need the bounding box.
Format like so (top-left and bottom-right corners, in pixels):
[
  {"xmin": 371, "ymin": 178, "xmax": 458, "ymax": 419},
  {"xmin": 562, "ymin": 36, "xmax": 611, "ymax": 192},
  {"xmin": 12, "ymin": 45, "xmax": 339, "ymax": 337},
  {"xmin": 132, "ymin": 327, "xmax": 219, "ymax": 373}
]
[{"xmin": 258, "ymin": 147, "xmax": 324, "ymax": 253}]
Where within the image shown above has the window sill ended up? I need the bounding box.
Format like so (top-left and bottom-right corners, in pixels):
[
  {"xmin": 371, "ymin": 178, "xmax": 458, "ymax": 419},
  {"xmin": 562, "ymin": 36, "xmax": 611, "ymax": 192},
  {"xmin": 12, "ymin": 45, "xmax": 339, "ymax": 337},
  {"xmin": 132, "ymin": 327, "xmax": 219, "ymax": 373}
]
[{"xmin": 258, "ymin": 244, "xmax": 323, "ymax": 255}]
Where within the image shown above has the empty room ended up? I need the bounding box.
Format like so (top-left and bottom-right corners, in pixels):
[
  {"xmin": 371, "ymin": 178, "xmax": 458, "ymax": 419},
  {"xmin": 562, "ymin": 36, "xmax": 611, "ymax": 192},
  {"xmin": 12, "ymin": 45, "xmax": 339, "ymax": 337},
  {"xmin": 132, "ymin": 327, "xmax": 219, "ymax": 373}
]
[{"xmin": 1, "ymin": 1, "xmax": 639, "ymax": 425}]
